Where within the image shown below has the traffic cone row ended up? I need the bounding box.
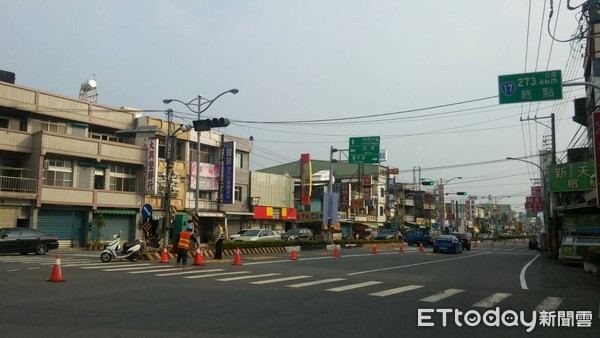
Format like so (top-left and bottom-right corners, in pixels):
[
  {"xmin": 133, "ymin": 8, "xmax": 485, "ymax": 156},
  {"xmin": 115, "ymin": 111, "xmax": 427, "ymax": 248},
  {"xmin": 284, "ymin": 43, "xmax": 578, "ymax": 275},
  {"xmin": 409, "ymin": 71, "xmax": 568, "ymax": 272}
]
[
  {"xmin": 193, "ymin": 247, "xmax": 205, "ymax": 266},
  {"xmin": 232, "ymin": 247, "xmax": 242, "ymax": 266},
  {"xmin": 160, "ymin": 246, "xmax": 169, "ymax": 263},
  {"xmin": 290, "ymin": 246, "xmax": 298, "ymax": 260},
  {"xmin": 47, "ymin": 255, "xmax": 65, "ymax": 282}
]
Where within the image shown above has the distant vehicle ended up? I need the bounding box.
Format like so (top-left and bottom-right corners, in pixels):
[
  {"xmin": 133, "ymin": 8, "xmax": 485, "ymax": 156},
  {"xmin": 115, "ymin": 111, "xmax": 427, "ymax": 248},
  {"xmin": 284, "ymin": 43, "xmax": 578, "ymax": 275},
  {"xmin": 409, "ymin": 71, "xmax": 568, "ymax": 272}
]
[
  {"xmin": 405, "ymin": 229, "xmax": 432, "ymax": 247},
  {"xmin": 229, "ymin": 229, "xmax": 250, "ymax": 240},
  {"xmin": 233, "ymin": 229, "xmax": 282, "ymax": 242},
  {"xmin": 433, "ymin": 235, "xmax": 463, "ymax": 254},
  {"xmin": 478, "ymin": 234, "xmax": 489, "ymax": 239},
  {"xmin": 452, "ymin": 233, "xmax": 471, "ymax": 251},
  {"xmin": 375, "ymin": 229, "xmax": 403, "ymax": 241},
  {"xmin": 0, "ymin": 227, "xmax": 59, "ymax": 255},
  {"xmin": 281, "ymin": 228, "xmax": 314, "ymax": 241}
]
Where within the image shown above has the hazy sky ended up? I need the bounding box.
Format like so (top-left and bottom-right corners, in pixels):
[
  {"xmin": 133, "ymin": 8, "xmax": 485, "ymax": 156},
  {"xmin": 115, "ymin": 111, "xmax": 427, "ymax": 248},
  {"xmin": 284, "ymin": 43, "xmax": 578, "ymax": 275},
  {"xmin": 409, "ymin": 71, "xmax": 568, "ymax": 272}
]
[{"xmin": 1, "ymin": 1, "xmax": 587, "ymax": 211}]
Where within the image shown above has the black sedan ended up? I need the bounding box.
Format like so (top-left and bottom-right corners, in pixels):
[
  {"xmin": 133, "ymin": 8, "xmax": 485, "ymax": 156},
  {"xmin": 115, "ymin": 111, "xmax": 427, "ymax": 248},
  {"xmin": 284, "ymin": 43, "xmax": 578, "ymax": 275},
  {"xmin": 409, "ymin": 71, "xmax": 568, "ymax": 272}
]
[{"xmin": 0, "ymin": 228, "xmax": 59, "ymax": 255}]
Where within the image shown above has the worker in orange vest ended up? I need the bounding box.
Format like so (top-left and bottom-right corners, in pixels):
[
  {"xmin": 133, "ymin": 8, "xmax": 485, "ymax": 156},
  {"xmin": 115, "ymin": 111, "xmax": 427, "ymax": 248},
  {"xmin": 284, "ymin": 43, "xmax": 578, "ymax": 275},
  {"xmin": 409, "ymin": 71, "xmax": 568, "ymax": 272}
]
[{"xmin": 175, "ymin": 225, "xmax": 200, "ymax": 269}]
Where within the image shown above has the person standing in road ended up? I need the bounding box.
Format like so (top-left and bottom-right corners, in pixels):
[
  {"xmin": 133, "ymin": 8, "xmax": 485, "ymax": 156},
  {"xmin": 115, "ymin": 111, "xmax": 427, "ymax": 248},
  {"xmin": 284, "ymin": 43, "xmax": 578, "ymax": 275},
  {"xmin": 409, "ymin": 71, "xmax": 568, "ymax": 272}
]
[
  {"xmin": 175, "ymin": 225, "xmax": 200, "ymax": 269},
  {"xmin": 214, "ymin": 224, "xmax": 225, "ymax": 259}
]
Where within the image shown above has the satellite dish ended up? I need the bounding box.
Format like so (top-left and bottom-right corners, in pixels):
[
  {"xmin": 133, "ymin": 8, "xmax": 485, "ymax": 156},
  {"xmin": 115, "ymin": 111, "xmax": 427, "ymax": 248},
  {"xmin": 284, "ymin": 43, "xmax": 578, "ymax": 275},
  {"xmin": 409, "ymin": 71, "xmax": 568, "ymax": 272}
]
[{"xmin": 87, "ymin": 79, "xmax": 97, "ymax": 89}]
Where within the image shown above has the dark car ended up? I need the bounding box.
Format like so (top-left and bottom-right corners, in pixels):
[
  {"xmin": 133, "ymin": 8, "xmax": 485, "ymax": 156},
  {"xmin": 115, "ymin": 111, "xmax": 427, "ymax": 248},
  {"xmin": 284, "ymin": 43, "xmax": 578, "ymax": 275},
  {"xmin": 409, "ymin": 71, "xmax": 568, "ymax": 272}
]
[
  {"xmin": 0, "ymin": 227, "xmax": 59, "ymax": 255},
  {"xmin": 433, "ymin": 235, "xmax": 463, "ymax": 254},
  {"xmin": 453, "ymin": 233, "xmax": 472, "ymax": 251},
  {"xmin": 281, "ymin": 228, "xmax": 314, "ymax": 241},
  {"xmin": 375, "ymin": 229, "xmax": 403, "ymax": 241}
]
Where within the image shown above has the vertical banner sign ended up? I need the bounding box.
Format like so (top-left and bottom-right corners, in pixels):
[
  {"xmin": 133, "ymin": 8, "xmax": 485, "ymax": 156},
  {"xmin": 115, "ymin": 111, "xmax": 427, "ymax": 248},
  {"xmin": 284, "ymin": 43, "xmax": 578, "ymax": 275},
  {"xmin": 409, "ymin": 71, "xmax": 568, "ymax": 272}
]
[
  {"xmin": 340, "ymin": 182, "xmax": 350, "ymax": 206},
  {"xmin": 300, "ymin": 154, "xmax": 312, "ymax": 206},
  {"xmin": 222, "ymin": 141, "xmax": 235, "ymax": 204},
  {"xmin": 145, "ymin": 139, "xmax": 158, "ymax": 195},
  {"xmin": 593, "ymin": 112, "xmax": 600, "ymax": 207},
  {"xmin": 465, "ymin": 200, "xmax": 471, "ymax": 222}
]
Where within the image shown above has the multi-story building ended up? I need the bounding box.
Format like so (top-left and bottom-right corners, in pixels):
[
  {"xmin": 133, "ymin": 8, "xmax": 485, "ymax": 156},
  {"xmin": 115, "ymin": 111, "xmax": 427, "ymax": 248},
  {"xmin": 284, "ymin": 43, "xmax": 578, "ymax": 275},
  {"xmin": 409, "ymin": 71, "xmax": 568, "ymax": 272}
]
[
  {"xmin": 0, "ymin": 73, "xmax": 262, "ymax": 247},
  {"xmin": 258, "ymin": 159, "xmax": 389, "ymax": 238}
]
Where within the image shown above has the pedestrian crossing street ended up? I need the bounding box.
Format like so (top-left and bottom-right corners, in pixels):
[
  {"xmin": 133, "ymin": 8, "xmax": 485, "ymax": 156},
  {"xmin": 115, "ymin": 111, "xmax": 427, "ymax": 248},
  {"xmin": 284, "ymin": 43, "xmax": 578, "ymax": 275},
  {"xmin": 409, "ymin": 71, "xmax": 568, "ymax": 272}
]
[{"xmin": 1, "ymin": 254, "xmax": 564, "ymax": 312}]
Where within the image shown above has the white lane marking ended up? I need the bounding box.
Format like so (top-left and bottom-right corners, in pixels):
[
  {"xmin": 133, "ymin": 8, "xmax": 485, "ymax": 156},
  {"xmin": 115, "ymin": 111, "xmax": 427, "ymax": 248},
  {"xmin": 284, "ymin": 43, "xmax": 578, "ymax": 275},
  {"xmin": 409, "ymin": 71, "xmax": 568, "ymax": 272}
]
[
  {"xmin": 185, "ymin": 271, "xmax": 250, "ymax": 279},
  {"xmin": 520, "ymin": 254, "xmax": 540, "ymax": 290},
  {"xmin": 348, "ymin": 252, "xmax": 490, "ymax": 276},
  {"xmin": 80, "ymin": 263, "xmax": 150, "ymax": 269},
  {"xmin": 419, "ymin": 288, "xmax": 465, "ymax": 303},
  {"xmin": 369, "ymin": 284, "xmax": 424, "ymax": 297},
  {"xmin": 155, "ymin": 268, "xmax": 224, "ymax": 277},
  {"xmin": 104, "ymin": 265, "xmax": 162, "ymax": 272},
  {"xmin": 287, "ymin": 278, "xmax": 347, "ymax": 288},
  {"xmin": 473, "ymin": 293, "xmax": 512, "ymax": 308},
  {"xmin": 250, "ymin": 276, "xmax": 312, "ymax": 285},
  {"xmin": 534, "ymin": 297, "xmax": 563, "ymax": 312},
  {"xmin": 27, "ymin": 267, "xmax": 41, "ymax": 270},
  {"xmin": 217, "ymin": 273, "xmax": 281, "ymax": 281},
  {"xmin": 326, "ymin": 281, "xmax": 383, "ymax": 292},
  {"xmin": 129, "ymin": 268, "xmax": 186, "ymax": 274}
]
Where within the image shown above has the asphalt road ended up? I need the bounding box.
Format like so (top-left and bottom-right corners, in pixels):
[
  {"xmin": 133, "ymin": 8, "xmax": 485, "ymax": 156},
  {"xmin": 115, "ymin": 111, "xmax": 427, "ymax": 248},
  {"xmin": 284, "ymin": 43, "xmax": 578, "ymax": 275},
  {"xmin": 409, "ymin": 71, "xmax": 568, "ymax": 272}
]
[{"xmin": 0, "ymin": 242, "xmax": 598, "ymax": 338}]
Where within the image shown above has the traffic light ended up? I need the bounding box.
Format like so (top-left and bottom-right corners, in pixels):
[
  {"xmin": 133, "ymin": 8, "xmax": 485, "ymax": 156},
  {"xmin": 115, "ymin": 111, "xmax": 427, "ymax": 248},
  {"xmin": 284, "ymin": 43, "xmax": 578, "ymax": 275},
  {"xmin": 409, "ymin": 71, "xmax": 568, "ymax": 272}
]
[
  {"xmin": 421, "ymin": 180, "xmax": 435, "ymax": 186},
  {"xmin": 456, "ymin": 192, "xmax": 467, "ymax": 196},
  {"xmin": 192, "ymin": 117, "xmax": 231, "ymax": 131}
]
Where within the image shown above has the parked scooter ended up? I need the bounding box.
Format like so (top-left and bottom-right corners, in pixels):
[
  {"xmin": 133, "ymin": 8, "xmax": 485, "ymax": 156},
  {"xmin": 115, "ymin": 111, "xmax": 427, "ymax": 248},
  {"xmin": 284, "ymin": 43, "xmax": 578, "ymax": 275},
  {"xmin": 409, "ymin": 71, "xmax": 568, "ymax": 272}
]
[{"xmin": 100, "ymin": 232, "xmax": 145, "ymax": 262}]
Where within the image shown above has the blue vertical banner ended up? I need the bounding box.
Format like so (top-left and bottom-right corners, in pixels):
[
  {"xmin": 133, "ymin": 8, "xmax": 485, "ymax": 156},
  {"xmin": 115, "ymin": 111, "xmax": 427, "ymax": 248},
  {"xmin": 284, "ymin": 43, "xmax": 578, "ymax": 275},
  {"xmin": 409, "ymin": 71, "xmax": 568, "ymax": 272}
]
[{"xmin": 222, "ymin": 141, "xmax": 236, "ymax": 204}]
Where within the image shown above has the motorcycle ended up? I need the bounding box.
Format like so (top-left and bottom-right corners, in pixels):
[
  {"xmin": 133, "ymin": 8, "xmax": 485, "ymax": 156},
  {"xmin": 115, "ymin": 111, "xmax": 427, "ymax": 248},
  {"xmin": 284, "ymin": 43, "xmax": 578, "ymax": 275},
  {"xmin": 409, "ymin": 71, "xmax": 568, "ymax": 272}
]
[{"xmin": 100, "ymin": 232, "xmax": 146, "ymax": 262}]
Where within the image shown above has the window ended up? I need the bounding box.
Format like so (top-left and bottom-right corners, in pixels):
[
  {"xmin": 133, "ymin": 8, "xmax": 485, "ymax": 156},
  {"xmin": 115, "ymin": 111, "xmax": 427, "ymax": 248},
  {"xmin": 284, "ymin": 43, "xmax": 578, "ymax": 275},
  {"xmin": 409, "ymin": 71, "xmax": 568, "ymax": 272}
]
[
  {"xmin": 0, "ymin": 118, "xmax": 8, "ymax": 129},
  {"xmin": 234, "ymin": 186, "xmax": 243, "ymax": 202},
  {"xmin": 32, "ymin": 119, "xmax": 67, "ymax": 133},
  {"xmin": 89, "ymin": 132, "xmax": 122, "ymax": 143},
  {"xmin": 380, "ymin": 187, "xmax": 385, "ymax": 198},
  {"xmin": 43, "ymin": 158, "xmax": 73, "ymax": 187},
  {"xmin": 235, "ymin": 152, "xmax": 243, "ymax": 169},
  {"xmin": 109, "ymin": 164, "xmax": 137, "ymax": 192},
  {"xmin": 379, "ymin": 206, "xmax": 384, "ymax": 216}
]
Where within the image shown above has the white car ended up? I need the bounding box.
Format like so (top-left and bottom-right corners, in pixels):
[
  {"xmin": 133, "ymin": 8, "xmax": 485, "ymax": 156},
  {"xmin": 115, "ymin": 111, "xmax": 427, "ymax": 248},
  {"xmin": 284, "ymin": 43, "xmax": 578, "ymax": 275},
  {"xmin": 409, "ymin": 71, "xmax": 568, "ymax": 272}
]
[
  {"xmin": 229, "ymin": 229, "xmax": 250, "ymax": 240},
  {"xmin": 233, "ymin": 229, "xmax": 282, "ymax": 242}
]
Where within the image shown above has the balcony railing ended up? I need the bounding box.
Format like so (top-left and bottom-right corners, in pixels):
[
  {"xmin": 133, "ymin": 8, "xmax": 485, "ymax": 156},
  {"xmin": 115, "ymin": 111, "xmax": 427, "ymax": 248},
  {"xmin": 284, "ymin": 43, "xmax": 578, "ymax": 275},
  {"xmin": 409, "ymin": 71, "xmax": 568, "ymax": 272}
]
[{"xmin": 0, "ymin": 175, "xmax": 37, "ymax": 193}]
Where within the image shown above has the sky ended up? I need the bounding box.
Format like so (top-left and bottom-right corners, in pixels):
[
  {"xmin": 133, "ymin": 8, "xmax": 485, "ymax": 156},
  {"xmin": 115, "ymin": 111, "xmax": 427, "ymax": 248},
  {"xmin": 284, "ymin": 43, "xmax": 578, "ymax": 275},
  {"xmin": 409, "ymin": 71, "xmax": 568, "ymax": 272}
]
[{"xmin": 1, "ymin": 1, "xmax": 589, "ymax": 212}]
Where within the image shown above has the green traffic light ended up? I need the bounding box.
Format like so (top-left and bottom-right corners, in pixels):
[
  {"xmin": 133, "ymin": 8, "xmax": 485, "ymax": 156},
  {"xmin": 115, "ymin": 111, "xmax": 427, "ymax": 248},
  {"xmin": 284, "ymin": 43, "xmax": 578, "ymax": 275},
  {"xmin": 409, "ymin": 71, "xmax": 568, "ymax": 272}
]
[
  {"xmin": 421, "ymin": 181, "xmax": 435, "ymax": 186},
  {"xmin": 456, "ymin": 192, "xmax": 467, "ymax": 196}
]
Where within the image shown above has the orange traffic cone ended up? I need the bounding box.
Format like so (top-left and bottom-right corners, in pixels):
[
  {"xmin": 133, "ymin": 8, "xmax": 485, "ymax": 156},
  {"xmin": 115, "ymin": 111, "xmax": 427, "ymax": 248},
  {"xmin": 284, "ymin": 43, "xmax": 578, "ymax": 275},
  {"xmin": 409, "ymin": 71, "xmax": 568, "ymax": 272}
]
[
  {"xmin": 491, "ymin": 241, "xmax": 494, "ymax": 246},
  {"xmin": 399, "ymin": 245, "xmax": 404, "ymax": 253},
  {"xmin": 290, "ymin": 246, "xmax": 298, "ymax": 260},
  {"xmin": 419, "ymin": 243, "xmax": 424, "ymax": 252},
  {"xmin": 47, "ymin": 255, "xmax": 65, "ymax": 282},
  {"xmin": 193, "ymin": 247, "xmax": 205, "ymax": 266},
  {"xmin": 372, "ymin": 246, "xmax": 378, "ymax": 254},
  {"xmin": 474, "ymin": 241, "xmax": 477, "ymax": 248},
  {"xmin": 333, "ymin": 245, "xmax": 340, "ymax": 257},
  {"xmin": 160, "ymin": 246, "xmax": 169, "ymax": 263},
  {"xmin": 232, "ymin": 247, "xmax": 242, "ymax": 266}
]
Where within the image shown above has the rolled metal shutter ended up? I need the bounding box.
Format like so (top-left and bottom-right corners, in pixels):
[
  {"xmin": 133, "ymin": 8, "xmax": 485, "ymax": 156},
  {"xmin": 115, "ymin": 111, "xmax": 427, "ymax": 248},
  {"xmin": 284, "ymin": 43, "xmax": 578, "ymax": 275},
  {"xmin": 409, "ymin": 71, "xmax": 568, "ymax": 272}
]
[{"xmin": 37, "ymin": 210, "xmax": 85, "ymax": 247}]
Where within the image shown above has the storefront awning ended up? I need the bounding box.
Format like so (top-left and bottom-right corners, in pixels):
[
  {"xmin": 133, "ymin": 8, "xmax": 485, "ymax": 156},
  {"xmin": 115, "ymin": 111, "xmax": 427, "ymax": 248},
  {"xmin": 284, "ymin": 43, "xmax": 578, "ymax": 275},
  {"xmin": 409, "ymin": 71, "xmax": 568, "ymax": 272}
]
[
  {"xmin": 225, "ymin": 211, "xmax": 255, "ymax": 216},
  {"xmin": 197, "ymin": 211, "xmax": 225, "ymax": 218},
  {"xmin": 96, "ymin": 209, "xmax": 138, "ymax": 215},
  {"xmin": 356, "ymin": 222, "xmax": 381, "ymax": 228}
]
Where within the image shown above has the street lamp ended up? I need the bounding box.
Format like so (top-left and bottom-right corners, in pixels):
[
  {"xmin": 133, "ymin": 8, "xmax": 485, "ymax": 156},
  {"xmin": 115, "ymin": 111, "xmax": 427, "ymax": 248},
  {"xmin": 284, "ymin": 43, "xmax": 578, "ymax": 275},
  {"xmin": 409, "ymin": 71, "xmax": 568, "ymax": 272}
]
[
  {"xmin": 506, "ymin": 157, "xmax": 550, "ymax": 245},
  {"xmin": 163, "ymin": 89, "xmax": 239, "ymax": 236}
]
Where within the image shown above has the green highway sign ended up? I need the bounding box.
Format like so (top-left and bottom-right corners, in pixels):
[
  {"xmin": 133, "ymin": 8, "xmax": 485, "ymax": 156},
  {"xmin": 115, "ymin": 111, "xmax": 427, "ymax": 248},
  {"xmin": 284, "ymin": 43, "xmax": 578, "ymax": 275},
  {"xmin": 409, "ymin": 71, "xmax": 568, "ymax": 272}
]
[
  {"xmin": 349, "ymin": 136, "xmax": 380, "ymax": 164},
  {"xmin": 498, "ymin": 70, "xmax": 562, "ymax": 104}
]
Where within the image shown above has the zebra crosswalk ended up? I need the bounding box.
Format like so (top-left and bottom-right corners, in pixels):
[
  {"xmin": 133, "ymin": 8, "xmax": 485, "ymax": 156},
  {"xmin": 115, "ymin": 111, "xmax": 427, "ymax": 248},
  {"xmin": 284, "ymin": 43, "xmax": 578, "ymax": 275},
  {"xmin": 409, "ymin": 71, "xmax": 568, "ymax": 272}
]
[{"xmin": 0, "ymin": 254, "xmax": 565, "ymax": 312}]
